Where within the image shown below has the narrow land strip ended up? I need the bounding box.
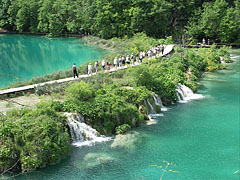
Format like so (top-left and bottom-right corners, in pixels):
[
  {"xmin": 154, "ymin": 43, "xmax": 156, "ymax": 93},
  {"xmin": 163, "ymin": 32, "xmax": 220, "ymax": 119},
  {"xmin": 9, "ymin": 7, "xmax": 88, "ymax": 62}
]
[{"xmin": 0, "ymin": 45, "xmax": 175, "ymax": 96}]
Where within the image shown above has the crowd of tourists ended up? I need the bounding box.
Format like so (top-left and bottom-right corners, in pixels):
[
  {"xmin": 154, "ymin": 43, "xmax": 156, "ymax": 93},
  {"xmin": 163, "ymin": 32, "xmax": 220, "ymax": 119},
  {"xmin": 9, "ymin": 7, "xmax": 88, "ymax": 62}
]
[{"xmin": 73, "ymin": 44, "xmax": 165, "ymax": 77}]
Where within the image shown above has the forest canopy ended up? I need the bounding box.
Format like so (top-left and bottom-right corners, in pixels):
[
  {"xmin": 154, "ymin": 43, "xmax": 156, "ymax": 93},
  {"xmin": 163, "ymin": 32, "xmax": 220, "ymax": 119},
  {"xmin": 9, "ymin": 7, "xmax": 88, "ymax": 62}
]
[{"xmin": 0, "ymin": 0, "xmax": 239, "ymax": 43}]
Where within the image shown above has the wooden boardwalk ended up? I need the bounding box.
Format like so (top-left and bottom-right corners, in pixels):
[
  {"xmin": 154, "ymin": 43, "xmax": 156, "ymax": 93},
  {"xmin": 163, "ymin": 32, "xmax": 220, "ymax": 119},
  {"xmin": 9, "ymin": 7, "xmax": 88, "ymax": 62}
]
[
  {"xmin": 183, "ymin": 43, "xmax": 240, "ymax": 48},
  {"xmin": 0, "ymin": 45, "xmax": 175, "ymax": 96}
]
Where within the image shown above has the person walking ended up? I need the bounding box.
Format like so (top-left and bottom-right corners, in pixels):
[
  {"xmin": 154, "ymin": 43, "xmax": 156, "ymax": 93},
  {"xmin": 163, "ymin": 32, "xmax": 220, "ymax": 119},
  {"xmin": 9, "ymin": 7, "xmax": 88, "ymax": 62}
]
[
  {"xmin": 157, "ymin": 45, "xmax": 160, "ymax": 56},
  {"xmin": 126, "ymin": 55, "xmax": 130, "ymax": 66},
  {"xmin": 88, "ymin": 63, "xmax": 92, "ymax": 75},
  {"xmin": 94, "ymin": 61, "xmax": 99, "ymax": 73},
  {"xmin": 72, "ymin": 63, "xmax": 78, "ymax": 78},
  {"xmin": 136, "ymin": 52, "xmax": 139, "ymax": 63},
  {"xmin": 147, "ymin": 50, "xmax": 151, "ymax": 60},
  {"xmin": 131, "ymin": 53, "xmax": 135, "ymax": 65},
  {"xmin": 107, "ymin": 60, "xmax": 111, "ymax": 71},
  {"xmin": 118, "ymin": 56, "xmax": 122, "ymax": 68},
  {"xmin": 114, "ymin": 57, "xmax": 118, "ymax": 68},
  {"xmin": 153, "ymin": 48, "xmax": 156, "ymax": 58},
  {"xmin": 122, "ymin": 56, "xmax": 125, "ymax": 67},
  {"xmin": 202, "ymin": 38, "xmax": 206, "ymax": 45},
  {"xmin": 160, "ymin": 44, "xmax": 164, "ymax": 55},
  {"xmin": 142, "ymin": 51, "xmax": 146, "ymax": 58},
  {"xmin": 139, "ymin": 52, "xmax": 143, "ymax": 63},
  {"xmin": 102, "ymin": 59, "xmax": 105, "ymax": 70}
]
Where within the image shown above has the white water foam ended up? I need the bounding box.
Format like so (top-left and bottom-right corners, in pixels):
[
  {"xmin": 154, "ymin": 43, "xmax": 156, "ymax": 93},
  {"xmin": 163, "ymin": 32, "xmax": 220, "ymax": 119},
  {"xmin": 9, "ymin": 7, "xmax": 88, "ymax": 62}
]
[
  {"xmin": 146, "ymin": 98, "xmax": 164, "ymax": 122},
  {"xmin": 147, "ymin": 99, "xmax": 156, "ymax": 114},
  {"xmin": 65, "ymin": 113, "xmax": 111, "ymax": 147},
  {"xmin": 176, "ymin": 84, "xmax": 204, "ymax": 103},
  {"xmin": 230, "ymin": 55, "xmax": 239, "ymax": 59},
  {"xmin": 147, "ymin": 114, "xmax": 164, "ymax": 121},
  {"xmin": 153, "ymin": 92, "xmax": 168, "ymax": 111}
]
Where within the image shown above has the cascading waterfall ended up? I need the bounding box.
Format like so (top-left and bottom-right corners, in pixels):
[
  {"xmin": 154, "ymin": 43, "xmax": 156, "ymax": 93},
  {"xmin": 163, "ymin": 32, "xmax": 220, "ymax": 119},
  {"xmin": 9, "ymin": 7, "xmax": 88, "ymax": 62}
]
[
  {"xmin": 153, "ymin": 92, "xmax": 168, "ymax": 111},
  {"xmin": 145, "ymin": 98, "xmax": 164, "ymax": 122},
  {"xmin": 176, "ymin": 84, "xmax": 204, "ymax": 103},
  {"xmin": 147, "ymin": 99, "xmax": 156, "ymax": 114},
  {"xmin": 176, "ymin": 88, "xmax": 186, "ymax": 103},
  {"xmin": 65, "ymin": 113, "xmax": 111, "ymax": 147}
]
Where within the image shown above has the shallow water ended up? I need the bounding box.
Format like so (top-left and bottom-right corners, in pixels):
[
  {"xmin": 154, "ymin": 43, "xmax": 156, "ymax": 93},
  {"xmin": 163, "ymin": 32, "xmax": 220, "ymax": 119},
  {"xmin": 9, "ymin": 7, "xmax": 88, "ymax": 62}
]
[
  {"xmin": 0, "ymin": 35, "xmax": 106, "ymax": 88},
  {"xmin": 16, "ymin": 50, "xmax": 240, "ymax": 180}
]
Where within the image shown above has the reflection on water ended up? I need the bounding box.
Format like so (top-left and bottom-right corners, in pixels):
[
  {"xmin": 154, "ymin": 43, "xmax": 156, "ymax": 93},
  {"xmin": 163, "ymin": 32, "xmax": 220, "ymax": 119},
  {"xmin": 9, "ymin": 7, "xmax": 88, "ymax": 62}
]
[{"xmin": 0, "ymin": 35, "xmax": 106, "ymax": 88}]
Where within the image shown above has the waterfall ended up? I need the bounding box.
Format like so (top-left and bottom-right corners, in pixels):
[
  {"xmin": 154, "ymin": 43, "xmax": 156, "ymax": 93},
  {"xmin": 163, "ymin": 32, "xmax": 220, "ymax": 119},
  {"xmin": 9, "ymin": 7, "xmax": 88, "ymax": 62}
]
[
  {"xmin": 147, "ymin": 99, "xmax": 156, "ymax": 114},
  {"xmin": 176, "ymin": 88, "xmax": 187, "ymax": 103},
  {"xmin": 176, "ymin": 84, "xmax": 204, "ymax": 103},
  {"xmin": 176, "ymin": 89, "xmax": 182, "ymax": 102},
  {"xmin": 145, "ymin": 99, "xmax": 164, "ymax": 122},
  {"xmin": 153, "ymin": 92, "xmax": 168, "ymax": 111},
  {"xmin": 65, "ymin": 113, "xmax": 111, "ymax": 147}
]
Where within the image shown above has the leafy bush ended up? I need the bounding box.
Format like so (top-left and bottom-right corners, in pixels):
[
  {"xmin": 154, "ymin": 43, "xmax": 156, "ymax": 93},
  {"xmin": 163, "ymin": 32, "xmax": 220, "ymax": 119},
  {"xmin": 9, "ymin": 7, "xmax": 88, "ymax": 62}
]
[
  {"xmin": 84, "ymin": 89, "xmax": 144, "ymax": 135},
  {"xmin": 0, "ymin": 103, "xmax": 70, "ymax": 173},
  {"xmin": 65, "ymin": 81, "xmax": 95, "ymax": 102},
  {"xmin": 115, "ymin": 124, "xmax": 131, "ymax": 134},
  {"xmin": 164, "ymin": 36, "xmax": 174, "ymax": 44}
]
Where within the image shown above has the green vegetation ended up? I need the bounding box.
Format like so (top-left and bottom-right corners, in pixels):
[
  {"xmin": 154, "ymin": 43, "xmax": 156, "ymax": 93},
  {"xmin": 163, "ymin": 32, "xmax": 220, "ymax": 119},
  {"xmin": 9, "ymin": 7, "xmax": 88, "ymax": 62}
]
[
  {"xmin": 0, "ymin": 33, "xmax": 231, "ymax": 175},
  {"xmin": 1, "ymin": 0, "xmax": 239, "ymax": 43},
  {"xmin": 115, "ymin": 124, "xmax": 131, "ymax": 135},
  {"xmin": 0, "ymin": 33, "xmax": 173, "ymax": 90},
  {"xmin": 0, "ymin": 0, "xmax": 236, "ymax": 176},
  {"xmin": 60, "ymin": 84, "xmax": 149, "ymax": 135},
  {"xmin": 186, "ymin": 0, "xmax": 240, "ymax": 43},
  {"xmin": 0, "ymin": 102, "xmax": 70, "ymax": 173}
]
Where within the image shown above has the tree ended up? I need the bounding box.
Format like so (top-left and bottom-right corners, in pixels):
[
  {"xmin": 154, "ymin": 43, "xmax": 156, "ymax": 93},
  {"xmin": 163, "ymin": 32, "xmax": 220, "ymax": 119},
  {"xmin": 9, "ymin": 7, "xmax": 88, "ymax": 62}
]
[
  {"xmin": 7, "ymin": 0, "xmax": 39, "ymax": 32},
  {"xmin": 186, "ymin": 0, "xmax": 240, "ymax": 43},
  {"xmin": 167, "ymin": 0, "xmax": 195, "ymax": 38},
  {"xmin": 0, "ymin": 0, "xmax": 12, "ymax": 29},
  {"xmin": 130, "ymin": 0, "xmax": 172, "ymax": 38},
  {"xmin": 219, "ymin": 7, "xmax": 240, "ymax": 42},
  {"xmin": 38, "ymin": 0, "xmax": 74, "ymax": 36}
]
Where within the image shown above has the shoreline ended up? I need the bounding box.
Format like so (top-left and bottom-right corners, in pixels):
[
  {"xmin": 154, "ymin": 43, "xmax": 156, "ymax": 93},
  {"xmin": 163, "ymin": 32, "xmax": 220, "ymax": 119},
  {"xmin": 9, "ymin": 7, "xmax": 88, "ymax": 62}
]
[{"xmin": 0, "ymin": 30, "xmax": 91, "ymax": 38}]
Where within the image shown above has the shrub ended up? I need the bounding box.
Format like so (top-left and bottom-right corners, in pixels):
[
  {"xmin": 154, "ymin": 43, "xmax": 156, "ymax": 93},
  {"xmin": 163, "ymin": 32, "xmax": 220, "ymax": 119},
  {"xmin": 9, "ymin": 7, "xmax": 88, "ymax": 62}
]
[
  {"xmin": 0, "ymin": 103, "xmax": 70, "ymax": 172},
  {"xmin": 164, "ymin": 36, "xmax": 174, "ymax": 44},
  {"xmin": 65, "ymin": 81, "xmax": 95, "ymax": 102},
  {"xmin": 115, "ymin": 124, "xmax": 131, "ymax": 134}
]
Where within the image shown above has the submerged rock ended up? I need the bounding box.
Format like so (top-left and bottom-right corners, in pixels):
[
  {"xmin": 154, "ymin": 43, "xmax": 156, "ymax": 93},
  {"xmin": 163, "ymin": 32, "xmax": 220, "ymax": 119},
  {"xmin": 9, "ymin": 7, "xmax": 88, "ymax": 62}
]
[
  {"xmin": 111, "ymin": 131, "xmax": 142, "ymax": 150},
  {"xmin": 81, "ymin": 153, "xmax": 115, "ymax": 168}
]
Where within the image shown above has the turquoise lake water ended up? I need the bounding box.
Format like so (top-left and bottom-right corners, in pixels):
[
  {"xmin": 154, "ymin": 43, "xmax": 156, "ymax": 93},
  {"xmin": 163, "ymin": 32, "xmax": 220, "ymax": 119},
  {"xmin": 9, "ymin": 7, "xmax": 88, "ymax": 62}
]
[
  {"xmin": 15, "ymin": 50, "xmax": 240, "ymax": 180},
  {"xmin": 0, "ymin": 35, "xmax": 106, "ymax": 88}
]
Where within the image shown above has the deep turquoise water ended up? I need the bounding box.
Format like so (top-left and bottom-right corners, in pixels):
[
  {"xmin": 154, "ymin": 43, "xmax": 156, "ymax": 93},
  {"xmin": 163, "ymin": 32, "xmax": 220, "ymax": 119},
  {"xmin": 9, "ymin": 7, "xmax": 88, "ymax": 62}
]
[
  {"xmin": 0, "ymin": 35, "xmax": 106, "ymax": 88},
  {"xmin": 16, "ymin": 51, "xmax": 240, "ymax": 180}
]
